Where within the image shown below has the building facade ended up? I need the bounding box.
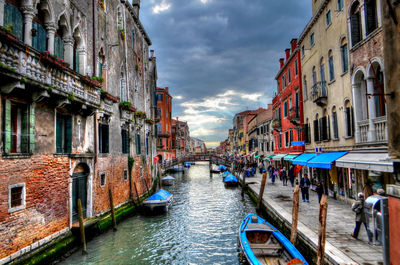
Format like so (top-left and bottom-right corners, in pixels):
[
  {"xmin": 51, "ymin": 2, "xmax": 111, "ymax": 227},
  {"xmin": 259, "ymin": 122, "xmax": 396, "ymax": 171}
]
[
  {"xmin": 172, "ymin": 119, "xmax": 189, "ymax": 158},
  {"xmin": 156, "ymin": 87, "xmax": 173, "ymax": 161},
  {"xmin": 0, "ymin": 0, "xmax": 158, "ymax": 262}
]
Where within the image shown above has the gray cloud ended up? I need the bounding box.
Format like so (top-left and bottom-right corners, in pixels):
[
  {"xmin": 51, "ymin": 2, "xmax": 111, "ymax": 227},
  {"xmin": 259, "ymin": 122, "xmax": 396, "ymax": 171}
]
[{"xmin": 140, "ymin": 0, "xmax": 310, "ymax": 145}]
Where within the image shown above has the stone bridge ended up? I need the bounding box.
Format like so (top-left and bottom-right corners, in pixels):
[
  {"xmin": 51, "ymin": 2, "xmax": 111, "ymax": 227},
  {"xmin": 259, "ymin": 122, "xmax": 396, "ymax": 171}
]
[{"xmin": 160, "ymin": 155, "xmax": 231, "ymax": 170}]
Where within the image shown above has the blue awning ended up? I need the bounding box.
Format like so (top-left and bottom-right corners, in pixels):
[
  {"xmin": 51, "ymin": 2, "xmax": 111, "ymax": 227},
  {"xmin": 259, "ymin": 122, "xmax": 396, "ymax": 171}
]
[
  {"xmin": 292, "ymin": 153, "xmax": 316, "ymax": 166},
  {"xmin": 307, "ymin": 152, "xmax": 348, "ymax": 169}
]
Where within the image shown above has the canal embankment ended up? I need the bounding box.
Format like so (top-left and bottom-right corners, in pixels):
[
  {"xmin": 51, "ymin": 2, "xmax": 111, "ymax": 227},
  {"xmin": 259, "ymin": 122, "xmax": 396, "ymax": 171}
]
[{"xmin": 234, "ymin": 170, "xmax": 383, "ymax": 265}]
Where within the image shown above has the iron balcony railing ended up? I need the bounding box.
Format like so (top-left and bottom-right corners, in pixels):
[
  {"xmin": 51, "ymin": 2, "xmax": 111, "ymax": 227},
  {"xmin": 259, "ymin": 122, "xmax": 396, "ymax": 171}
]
[{"xmin": 310, "ymin": 81, "xmax": 328, "ymax": 106}]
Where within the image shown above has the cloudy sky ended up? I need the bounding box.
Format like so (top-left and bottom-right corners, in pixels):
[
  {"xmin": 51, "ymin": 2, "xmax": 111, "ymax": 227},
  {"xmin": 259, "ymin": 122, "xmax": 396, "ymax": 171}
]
[{"xmin": 140, "ymin": 0, "xmax": 311, "ymax": 147}]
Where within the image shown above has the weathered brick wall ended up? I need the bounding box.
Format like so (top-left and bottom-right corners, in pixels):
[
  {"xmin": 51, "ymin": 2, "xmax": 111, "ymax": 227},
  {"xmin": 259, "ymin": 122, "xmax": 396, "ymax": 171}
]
[
  {"xmin": 0, "ymin": 155, "xmax": 70, "ymax": 259},
  {"xmin": 350, "ymin": 30, "xmax": 384, "ymax": 70}
]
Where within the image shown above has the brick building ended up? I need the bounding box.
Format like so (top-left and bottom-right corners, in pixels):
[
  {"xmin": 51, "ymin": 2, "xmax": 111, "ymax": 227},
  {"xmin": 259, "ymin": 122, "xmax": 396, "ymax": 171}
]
[
  {"xmin": 0, "ymin": 0, "xmax": 158, "ymax": 262},
  {"xmin": 156, "ymin": 87, "xmax": 173, "ymax": 161},
  {"xmin": 272, "ymin": 39, "xmax": 304, "ymax": 164},
  {"xmin": 172, "ymin": 119, "xmax": 189, "ymax": 158}
]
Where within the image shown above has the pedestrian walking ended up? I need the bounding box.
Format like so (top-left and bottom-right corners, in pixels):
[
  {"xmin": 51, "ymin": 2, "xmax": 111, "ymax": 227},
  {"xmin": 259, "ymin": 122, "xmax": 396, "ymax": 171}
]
[
  {"xmin": 272, "ymin": 168, "xmax": 278, "ymax": 184},
  {"xmin": 288, "ymin": 165, "xmax": 295, "ymax": 187},
  {"xmin": 316, "ymin": 181, "xmax": 325, "ymax": 203},
  {"xmin": 281, "ymin": 167, "xmax": 288, "ymax": 186},
  {"xmin": 351, "ymin": 193, "xmax": 372, "ymax": 242},
  {"xmin": 300, "ymin": 174, "xmax": 310, "ymax": 202}
]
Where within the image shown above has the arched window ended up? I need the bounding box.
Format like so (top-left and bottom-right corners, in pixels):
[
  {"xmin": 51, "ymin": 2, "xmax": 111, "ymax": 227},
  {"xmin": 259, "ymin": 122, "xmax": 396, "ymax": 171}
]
[
  {"xmin": 131, "ymin": 29, "xmax": 135, "ymax": 50},
  {"xmin": 344, "ymin": 100, "xmax": 354, "ymax": 137},
  {"xmin": 314, "ymin": 113, "xmax": 320, "ymax": 142},
  {"xmin": 98, "ymin": 48, "xmax": 105, "ymax": 78},
  {"xmin": 332, "ymin": 106, "xmax": 339, "ymax": 139},
  {"xmin": 328, "ymin": 50, "xmax": 335, "ymax": 81},
  {"xmin": 338, "ymin": 0, "xmax": 344, "ymax": 11},
  {"xmin": 4, "ymin": 2, "xmax": 23, "ymax": 40},
  {"xmin": 303, "ymin": 75, "xmax": 308, "ymax": 100},
  {"xmin": 319, "ymin": 57, "xmax": 327, "ymax": 96},
  {"xmin": 365, "ymin": 0, "xmax": 378, "ymax": 35},
  {"xmin": 117, "ymin": 6, "xmax": 124, "ymax": 30},
  {"xmin": 73, "ymin": 37, "xmax": 79, "ymax": 72},
  {"xmin": 32, "ymin": 10, "xmax": 47, "ymax": 52},
  {"xmin": 305, "ymin": 118, "xmax": 311, "ymax": 144},
  {"xmin": 321, "ymin": 109, "xmax": 330, "ymax": 141},
  {"xmin": 340, "ymin": 37, "xmax": 349, "ymax": 73},
  {"xmin": 350, "ymin": 1, "xmax": 362, "ymax": 46},
  {"xmin": 120, "ymin": 67, "xmax": 127, "ymax": 102},
  {"xmin": 372, "ymin": 64, "xmax": 386, "ymax": 117},
  {"xmin": 312, "ymin": 66, "xmax": 317, "ymax": 86},
  {"xmin": 54, "ymin": 20, "xmax": 65, "ymax": 59}
]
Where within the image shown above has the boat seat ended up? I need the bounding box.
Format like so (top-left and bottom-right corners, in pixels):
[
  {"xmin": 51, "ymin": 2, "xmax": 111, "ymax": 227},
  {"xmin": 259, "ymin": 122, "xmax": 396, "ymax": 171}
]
[{"xmin": 249, "ymin": 243, "xmax": 282, "ymax": 250}]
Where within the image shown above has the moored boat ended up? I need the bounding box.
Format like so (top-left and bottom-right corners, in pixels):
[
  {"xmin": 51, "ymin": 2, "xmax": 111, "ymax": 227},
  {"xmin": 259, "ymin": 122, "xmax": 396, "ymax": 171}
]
[
  {"xmin": 239, "ymin": 214, "xmax": 308, "ymax": 265},
  {"xmin": 224, "ymin": 174, "xmax": 239, "ymax": 187},
  {"xmin": 210, "ymin": 165, "xmax": 221, "ymax": 173},
  {"xmin": 184, "ymin": 162, "xmax": 191, "ymax": 168},
  {"xmin": 142, "ymin": 189, "xmax": 173, "ymax": 212},
  {"xmin": 161, "ymin": 175, "xmax": 175, "ymax": 186},
  {"xmin": 219, "ymin": 165, "xmax": 227, "ymax": 172}
]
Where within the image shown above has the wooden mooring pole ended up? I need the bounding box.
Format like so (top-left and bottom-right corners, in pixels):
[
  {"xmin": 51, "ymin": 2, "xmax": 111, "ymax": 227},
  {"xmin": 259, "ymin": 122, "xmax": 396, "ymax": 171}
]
[
  {"xmin": 209, "ymin": 160, "xmax": 212, "ymax": 177},
  {"xmin": 241, "ymin": 168, "xmax": 246, "ymax": 196},
  {"xmin": 290, "ymin": 185, "xmax": 300, "ymax": 244},
  {"xmin": 256, "ymin": 172, "xmax": 267, "ymax": 211},
  {"xmin": 317, "ymin": 194, "xmax": 328, "ymax": 265},
  {"xmin": 108, "ymin": 189, "xmax": 117, "ymax": 231},
  {"xmin": 77, "ymin": 199, "xmax": 87, "ymax": 255}
]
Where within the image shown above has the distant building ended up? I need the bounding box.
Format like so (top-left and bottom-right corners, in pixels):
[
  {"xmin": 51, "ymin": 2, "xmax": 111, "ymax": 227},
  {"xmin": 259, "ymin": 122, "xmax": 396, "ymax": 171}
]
[
  {"xmin": 156, "ymin": 87, "xmax": 173, "ymax": 161},
  {"xmin": 247, "ymin": 105, "xmax": 274, "ymax": 158},
  {"xmin": 172, "ymin": 118, "xmax": 190, "ymax": 158}
]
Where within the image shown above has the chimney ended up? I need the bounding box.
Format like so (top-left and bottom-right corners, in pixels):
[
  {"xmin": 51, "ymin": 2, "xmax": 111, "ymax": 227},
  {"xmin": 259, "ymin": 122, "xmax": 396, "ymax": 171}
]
[
  {"xmin": 285, "ymin": 48, "xmax": 291, "ymax": 61},
  {"xmin": 165, "ymin": 87, "xmax": 169, "ymax": 92},
  {"xmin": 279, "ymin": 58, "xmax": 285, "ymax": 68},
  {"xmin": 150, "ymin": 50, "xmax": 154, "ymax": 58},
  {"xmin": 290, "ymin": 38, "xmax": 298, "ymax": 52}
]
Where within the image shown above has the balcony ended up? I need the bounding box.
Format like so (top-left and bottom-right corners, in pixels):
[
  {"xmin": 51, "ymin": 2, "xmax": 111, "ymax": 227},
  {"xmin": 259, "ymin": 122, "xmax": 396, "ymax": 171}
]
[
  {"xmin": 0, "ymin": 29, "xmax": 100, "ymax": 110},
  {"xmin": 289, "ymin": 107, "xmax": 300, "ymax": 125},
  {"xmin": 157, "ymin": 131, "xmax": 171, "ymax": 138},
  {"xmin": 272, "ymin": 119, "xmax": 281, "ymax": 131},
  {"xmin": 155, "ymin": 107, "xmax": 162, "ymax": 122},
  {"xmin": 357, "ymin": 116, "xmax": 388, "ymax": 144},
  {"xmin": 310, "ymin": 81, "xmax": 327, "ymax": 106}
]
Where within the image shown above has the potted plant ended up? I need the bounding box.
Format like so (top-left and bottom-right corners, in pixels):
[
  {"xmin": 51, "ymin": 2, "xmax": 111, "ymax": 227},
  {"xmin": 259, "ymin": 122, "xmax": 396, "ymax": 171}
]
[
  {"xmin": 145, "ymin": 118, "xmax": 155, "ymax": 124},
  {"xmin": 98, "ymin": 0, "xmax": 105, "ymax": 10},
  {"xmin": 0, "ymin": 26, "xmax": 19, "ymax": 44},
  {"xmin": 81, "ymin": 75, "xmax": 101, "ymax": 87},
  {"xmin": 120, "ymin": 101, "xmax": 136, "ymax": 112}
]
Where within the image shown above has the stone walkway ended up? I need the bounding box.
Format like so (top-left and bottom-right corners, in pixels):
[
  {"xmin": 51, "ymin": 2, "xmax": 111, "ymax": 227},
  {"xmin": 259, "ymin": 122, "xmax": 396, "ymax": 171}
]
[{"xmin": 238, "ymin": 171, "xmax": 383, "ymax": 265}]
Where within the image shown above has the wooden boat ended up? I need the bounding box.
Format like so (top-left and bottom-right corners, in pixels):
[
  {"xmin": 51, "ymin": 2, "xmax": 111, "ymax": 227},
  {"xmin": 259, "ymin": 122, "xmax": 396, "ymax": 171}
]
[
  {"xmin": 239, "ymin": 214, "xmax": 308, "ymax": 265},
  {"xmin": 161, "ymin": 175, "xmax": 175, "ymax": 186},
  {"xmin": 224, "ymin": 174, "xmax": 239, "ymax": 187},
  {"xmin": 142, "ymin": 189, "xmax": 173, "ymax": 212}
]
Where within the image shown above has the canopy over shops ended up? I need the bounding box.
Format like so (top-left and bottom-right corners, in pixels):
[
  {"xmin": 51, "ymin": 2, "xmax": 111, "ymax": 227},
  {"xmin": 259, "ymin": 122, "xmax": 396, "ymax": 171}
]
[
  {"xmin": 292, "ymin": 153, "xmax": 316, "ymax": 166},
  {"xmin": 335, "ymin": 152, "xmax": 394, "ymax": 172},
  {"xmin": 307, "ymin": 152, "xmax": 348, "ymax": 169}
]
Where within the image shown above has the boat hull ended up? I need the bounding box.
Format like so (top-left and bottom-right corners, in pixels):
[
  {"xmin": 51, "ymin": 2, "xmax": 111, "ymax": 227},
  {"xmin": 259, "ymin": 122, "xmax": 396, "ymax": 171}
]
[
  {"xmin": 238, "ymin": 214, "xmax": 308, "ymax": 265},
  {"xmin": 143, "ymin": 194, "xmax": 173, "ymax": 212},
  {"xmin": 162, "ymin": 179, "xmax": 174, "ymax": 186}
]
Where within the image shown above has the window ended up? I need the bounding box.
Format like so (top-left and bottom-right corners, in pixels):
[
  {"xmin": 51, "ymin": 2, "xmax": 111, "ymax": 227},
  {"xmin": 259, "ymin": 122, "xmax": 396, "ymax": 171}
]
[
  {"xmin": 282, "ymin": 74, "xmax": 286, "ymax": 89},
  {"xmin": 326, "ymin": 10, "xmax": 332, "ymax": 26},
  {"xmin": 131, "ymin": 30, "xmax": 135, "ymax": 50},
  {"xmin": 157, "ymin": 94, "xmax": 163, "ymax": 102},
  {"xmin": 157, "ymin": 123, "xmax": 162, "ymax": 134},
  {"xmin": 312, "ymin": 66, "xmax": 317, "ymax": 86},
  {"xmin": 121, "ymin": 128, "xmax": 130, "ymax": 154},
  {"xmin": 99, "ymin": 120, "xmax": 109, "ymax": 153},
  {"xmin": 305, "ymin": 119, "xmax": 311, "ymax": 144},
  {"xmin": 350, "ymin": 2, "xmax": 362, "ymax": 46},
  {"xmin": 124, "ymin": 169, "xmax": 128, "ymax": 181},
  {"xmin": 73, "ymin": 41, "xmax": 79, "ymax": 73},
  {"xmin": 303, "ymin": 76, "xmax": 308, "ymax": 100},
  {"xmin": 320, "ymin": 59, "xmax": 327, "ymax": 96},
  {"xmin": 338, "ymin": 0, "xmax": 344, "ymax": 11},
  {"xmin": 285, "ymin": 131, "xmax": 289, "ymax": 147},
  {"xmin": 297, "ymin": 128, "xmax": 302, "ymax": 141},
  {"xmin": 289, "ymin": 130, "xmax": 293, "ymax": 144},
  {"xmin": 120, "ymin": 68, "xmax": 127, "ymax": 102},
  {"xmin": 344, "ymin": 100, "xmax": 354, "ymax": 137},
  {"xmin": 301, "ymin": 45, "xmax": 305, "ymax": 57},
  {"xmin": 279, "ymin": 134, "xmax": 282, "ymax": 148},
  {"xmin": 365, "ymin": 0, "xmax": 378, "ymax": 35},
  {"xmin": 372, "ymin": 64, "xmax": 386, "ymax": 117},
  {"xmin": 32, "ymin": 22, "xmax": 47, "ymax": 52},
  {"xmin": 3, "ymin": 100, "xmax": 34, "ymax": 154},
  {"xmin": 117, "ymin": 6, "xmax": 124, "ymax": 30},
  {"xmin": 340, "ymin": 39, "xmax": 349, "ymax": 73},
  {"xmin": 295, "ymin": 59, "xmax": 298, "ymax": 76},
  {"xmin": 54, "ymin": 36, "xmax": 64, "ymax": 59},
  {"xmin": 332, "ymin": 107, "xmax": 339, "ymax": 139},
  {"xmin": 56, "ymin": 113, "xmax": 72, "ymax": 154},
  {"xmin": 314, "ymin": 115, "xmax": 320, "ymax": 142},
  {"xmin": 310, "ymin": 32, "xmax": 315, "ymax": 47},
  {"xmin": 4, "ymin": 3, "xmax": 23, "ymax": 40},
  {"xmin": 328, "ymin": 50, "xmax": 335, "ymax": 81},
  {"xmin": 320, "ymin": 115, "xmax": 329, "ymax": 141},
  {"xmin": 284, "ymin": 101, "xmax": 288, "ymax": 117},
  {"xmin": 146, "ymin": 137, "xmax": 149, "ymax": 155},
  {"xmin": 136, "ymin": 134, "xmax": 141, "ymax": 155},
  {"xmin": 288, "ymin": 68, "xmax": 291, "ymax": 84},
  {"xmin": 8, "ymin": 183, "xmax": 25, "ymax": 213},
  {"xmin": 100, "ymin": 173, "xmax": 106, "ymax": 187}
]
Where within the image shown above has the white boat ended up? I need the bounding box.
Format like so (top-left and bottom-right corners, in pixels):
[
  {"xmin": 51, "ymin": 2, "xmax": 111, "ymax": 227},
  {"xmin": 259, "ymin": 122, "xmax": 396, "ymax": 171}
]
[
  {"xmin": 162, "ymin": 175, "xmax": 175, "ymax": 186},
  {"xmin": 142, "ymin": 189, "xmax": 173, "ymax": 211}
]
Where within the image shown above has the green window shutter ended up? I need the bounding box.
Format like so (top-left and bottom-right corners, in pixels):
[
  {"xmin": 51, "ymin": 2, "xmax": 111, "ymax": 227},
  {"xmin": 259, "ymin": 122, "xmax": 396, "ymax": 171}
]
[
  {"xmin": 121, "ymin": 129, "xmax": 126, "ymax": 153},
  {"xmin": 4, "ymin": 3, "xmax": 23, "ymax": 40},
  {"xmin": 32, "ymin": 23, "xmax": 46, "ymax": 52},
  {"xmin": 4, "ymin": 100, "xmax": 11, "ymax": 153},
  {"xmin": 136, "ymin": 134, "xmax": 141, "ymax": 155},
  {"xmin": 29, "ymin": 104, "xmax": 35, "ymax": 153},
  {"xmin": 104, "ymin": 124, "xmax": 109, "ymax": 153},
  {"xmin": 56, "ymin": 114, "xmax": 63, "ymax": 153},
  {"xmin": 98, "ymin": 62, "xmax": 103, "ymax": 77},
  {"xmin": 65, "ymin": 116, "xmax": 72, "ymax": 153},
  {"xmin": 74, "ymin": 49, "xmax": 80, "ymax": 73},
  {"xmin": 20, "ymin": 106, "xmax": 29, "ymax": 153},
  {"xmin": 98, "ymin": 123, "xmax": 103, "ymax": 153},
  {"xmin": 54, "ymin": 37, "xmax": 64, "ymax": 59}
]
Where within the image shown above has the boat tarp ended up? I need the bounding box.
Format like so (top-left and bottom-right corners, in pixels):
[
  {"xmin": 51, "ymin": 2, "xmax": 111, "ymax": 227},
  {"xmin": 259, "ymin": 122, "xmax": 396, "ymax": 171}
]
[
  {"xmin": 219, "ymin": 165, "xmax": 227, "ymax": 170},
  {"xmin": 224, "ymin": 174, "xmax": 238, "ymax": 183},
  {"xmin": 162, "ymin": 176, "xmax": 175, "ymax": 181},
  {"xmin": 146, "ymin": 189, "xmax": 172, "ymax": 201},
  {"xmin": 292, "ymin": 153, "xmax": 316, "ymax": 166},
  {"xmin": 222, "ymin": 171, "xmax": 231, "ymax": 176},
  {"xmin": 307, "ymin": 152, "xmax": 348, "ymax": 169}
]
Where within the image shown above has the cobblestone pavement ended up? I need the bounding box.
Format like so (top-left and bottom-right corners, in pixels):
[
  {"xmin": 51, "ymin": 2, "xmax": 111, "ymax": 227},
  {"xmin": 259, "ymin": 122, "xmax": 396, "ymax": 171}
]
[{"xmin": 238, "ymin": 171, "xmax": 383, "ymax": 265}]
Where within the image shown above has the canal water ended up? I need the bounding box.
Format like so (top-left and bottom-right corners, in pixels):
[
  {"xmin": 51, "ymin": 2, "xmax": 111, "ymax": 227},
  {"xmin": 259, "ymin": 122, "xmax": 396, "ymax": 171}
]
[{"xmin": 60, "ymin": 162, "xmax": 257, "ymax": 265}]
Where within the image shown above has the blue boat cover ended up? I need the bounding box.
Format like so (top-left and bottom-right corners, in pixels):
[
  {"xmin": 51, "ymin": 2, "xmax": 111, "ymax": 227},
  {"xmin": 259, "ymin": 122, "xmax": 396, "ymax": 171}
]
[
  {"xmin": 292, "ymin": 153, "xmax": 316, "ymax": 166},
  {"xmin": 146, "ymin": 189, "xmax": 172, "ymax": 201},
  {"xmin": 219, "ymin": 165, "xmax": 227, "ymax": 170},
  {"xmin": 224, "ymin": 174, "xmax": 238, "ymax": 183},
  {"xmin": 222, "ymin": 171, "xmax": 231, "ymax": 177},
  {"xmin": 162, "ymin": 176, "xmax": 175, "ymax": 180},
  {"xmin": 307, "ymin": 152, "xmax": 348, "ymax": 169}
]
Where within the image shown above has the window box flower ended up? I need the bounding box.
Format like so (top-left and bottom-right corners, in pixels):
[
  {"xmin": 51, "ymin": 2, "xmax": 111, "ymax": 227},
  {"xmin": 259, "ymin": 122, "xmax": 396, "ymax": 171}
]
[
  {"xmin": 100, "ymin": 89, "xmax": 119, "ymax": 103},
  {"xmin": 41, "ymin": 52, "xmax": 70, "ymax": 70},
  {"xmin": 81, "ymin": 75, "xmax": 101, "ymax": 87},
  {"xmin": 145, "ymin": 118, "xmax": 155, "ymax": 124},
  {"xmin": 98, "ymin": 0, "xmax": 105, "ymax": 10},
  {"xmin": 120, "ymin": 101, "xmax": 136, "ymax": 112},
  {"xmin": 0, "ymin": 26, "xmax": 19, "ymax": 44},
  {"xmin": 134, "ymin": 111, "xmax": 146, "ymax": 119}
]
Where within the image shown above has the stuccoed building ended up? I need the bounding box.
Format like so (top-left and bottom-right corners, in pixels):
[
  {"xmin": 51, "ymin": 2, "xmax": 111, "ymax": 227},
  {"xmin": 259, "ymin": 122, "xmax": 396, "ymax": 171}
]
[{"xmin": 0, "ymin": 0, "xmax": 158, "ymax": 263}]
